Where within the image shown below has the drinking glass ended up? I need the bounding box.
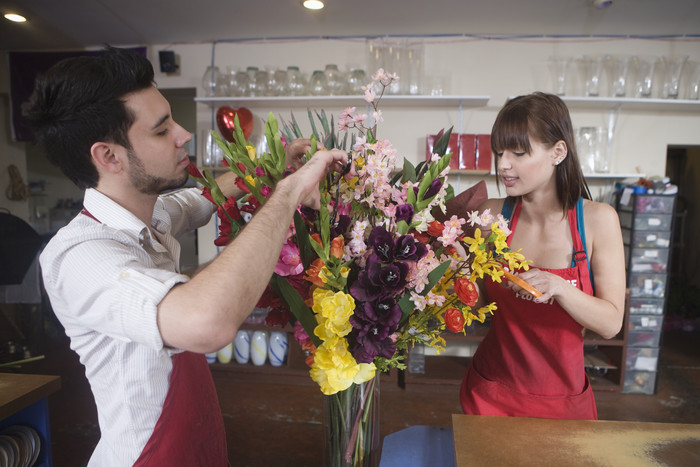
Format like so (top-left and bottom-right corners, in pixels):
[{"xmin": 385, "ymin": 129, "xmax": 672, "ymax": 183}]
[
  {"xmin": 404, "ymin": 41, "xmax": 424, "ymax": 95},
  {"xmin": 660, "ymin": 55, "xmax": 688, "ymax": 99},
  {"xmin": 605, "ymin": 55, "xmax": 630, "ymax": 97},
  {"xmin": 548, "ymin": 56, "xmax": 571, "ymax": 96},
  {"xmin": 579, "ymin": 55, "xmax": 604, "ymax": 97},
  {"xmin": 686, "ymin": 61, "xmax": 700, "ymax": 100},
  {"xmin": 630, "ymin": 56, "xmax": 657, "ymax": 98}
]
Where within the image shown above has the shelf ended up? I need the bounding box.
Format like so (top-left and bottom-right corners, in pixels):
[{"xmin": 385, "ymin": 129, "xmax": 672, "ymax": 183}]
[
  {"xmin": 195, "ymin": 94, "xmax": 490, "ymax": 108},
  {"xmin": 561, "ymin": 96, "xmax": 700, "ymax": 113}
]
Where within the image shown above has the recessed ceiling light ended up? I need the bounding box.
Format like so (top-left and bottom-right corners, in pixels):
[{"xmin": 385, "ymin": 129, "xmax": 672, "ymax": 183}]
[
  {"xmin": 4, "ymin": 13, "xmax": 27, "ymax": 23},
  {"xmin": 303, "ymin": 0, "xmax": 325, "ymax": 10}
]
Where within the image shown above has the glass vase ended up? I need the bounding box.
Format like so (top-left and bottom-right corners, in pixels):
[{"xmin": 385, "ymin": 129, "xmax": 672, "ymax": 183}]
[{"xmin": 323, "ymin": 377, "xmax": 380, "ymax": 467}]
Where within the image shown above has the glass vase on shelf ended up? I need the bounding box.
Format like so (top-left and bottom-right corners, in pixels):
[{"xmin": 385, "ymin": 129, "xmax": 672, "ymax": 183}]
[
  {"xmin": 309, "ymin": 70, "xmax": 328, "ymax": 96},
  {"xmin": 324, "ymin": 64, "xmax": 345, "ymax": 96},
  {"xmin": 324, "ymin": 377, "xmax": 380, "ymax": 467},
  {"xmin": 345, "ymin": 69, "xmax": 367, "ymax": 96},
  {"xmin": 201, "ymin": 65, "xmax": 226, "ymax": 97},
  {"xmin": 286, "ymin": 66, "xmax": 307, "ymax": 96}
]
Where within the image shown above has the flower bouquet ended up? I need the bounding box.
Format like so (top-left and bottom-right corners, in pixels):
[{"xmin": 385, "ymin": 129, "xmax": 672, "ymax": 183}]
[{"xmin": 188, "ymin": 69, "xmax": 533, "ymax": 466}]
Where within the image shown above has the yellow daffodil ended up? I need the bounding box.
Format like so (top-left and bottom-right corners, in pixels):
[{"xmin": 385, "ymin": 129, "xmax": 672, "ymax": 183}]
[{"xmin": 246, "ymin": 145, "xmax": 256, "ymax": 161}]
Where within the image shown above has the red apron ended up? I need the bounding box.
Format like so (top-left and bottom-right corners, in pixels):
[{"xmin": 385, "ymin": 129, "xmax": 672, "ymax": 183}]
[
  {"xmin": 460, "ymin": 200, "xmax": 597, "ymax": 420},
  {"xmin": 133, "ymin": 351, "xmax": 228, "ymax": 466},
  {"xmin": 81, "ymin": 209, "xmax": 228, "ymax": 464}
]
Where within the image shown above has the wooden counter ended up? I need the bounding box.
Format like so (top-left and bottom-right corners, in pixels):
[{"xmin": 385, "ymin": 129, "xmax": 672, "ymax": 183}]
[
  {"xmin": 452, "ymin": 414, "xmax": 700, "ymax": 466},
  {"xmin": 0, "ymin": 373, "xmax": 61, "ymax": 421}
]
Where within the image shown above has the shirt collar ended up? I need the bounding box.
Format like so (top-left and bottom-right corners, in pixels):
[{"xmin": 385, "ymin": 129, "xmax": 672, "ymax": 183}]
[{"xmin": 83, "ymin": 188, "xmax": 156, "ymax": 245}]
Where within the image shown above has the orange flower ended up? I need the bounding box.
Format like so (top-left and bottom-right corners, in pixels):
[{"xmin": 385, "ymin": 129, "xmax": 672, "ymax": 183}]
[
  {"xmin": 304, "ymin": 258, "xmax": 326, "ymax": 288},
  {"xmin": 330, "ymin": 236, "xmax": 345, "ymax": 259},
  {"xmin": 455, "ymin": 277, "xmax": 479, "ymax": 306},
  {"xmin": 310, "ymin": 233, "xmax": 323, "ymax": 246},
  {"xmin": 427, "ymin": 220, "xmax": 444, "ymax": 237}
]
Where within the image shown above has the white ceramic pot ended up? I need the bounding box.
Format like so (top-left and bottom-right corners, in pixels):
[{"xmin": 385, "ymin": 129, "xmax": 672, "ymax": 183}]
[
  {"xmin": 250, "ymin": 330, "xmax": 269, "ymax": 366},
  {"xmin": 205, "ymin": 352, "xmax": 218, "ymax": 364},
  {"xmin": 217, "ymin": 343, "xmax": 233, "ymax": 364},
  {"xmin": 268, "ymin": 331, "xmax": 289, "ymax": 367},
  {"xmin": 233, "ymin": 330, "xmax": 251, "ymax": 364}
]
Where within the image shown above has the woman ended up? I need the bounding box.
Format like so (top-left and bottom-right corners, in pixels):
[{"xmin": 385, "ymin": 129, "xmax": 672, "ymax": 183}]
[{"xmin": 459, "ymin": 92, "xmax": 626, "ymax": 420}]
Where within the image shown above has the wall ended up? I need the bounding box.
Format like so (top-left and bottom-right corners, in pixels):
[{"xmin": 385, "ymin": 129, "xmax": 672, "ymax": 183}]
[
  {"xmin": 0, "ymin": 93, "xmax": 29, "ymax": 221},
  {"xmin": 2, "ymin": 37, "xmax": 699, "ymax": 261},
  {"xmin": 145, "ymin": 36, "xmax": 700, "ymax": 263}
]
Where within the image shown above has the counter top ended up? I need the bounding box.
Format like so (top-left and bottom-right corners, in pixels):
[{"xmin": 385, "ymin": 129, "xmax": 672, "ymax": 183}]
[
  {"xmin": 0, "ymin": 373, "xmax": 61, "ymax": 420},
  {"xmin": 452, "ymin": 414, "xmax": 700, "ymax": 466}
]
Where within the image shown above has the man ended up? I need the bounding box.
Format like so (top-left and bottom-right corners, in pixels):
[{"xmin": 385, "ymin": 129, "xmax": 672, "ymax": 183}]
[{"xmin": 25, "ymin": 46, "xmax": 348, "ymax": 465}]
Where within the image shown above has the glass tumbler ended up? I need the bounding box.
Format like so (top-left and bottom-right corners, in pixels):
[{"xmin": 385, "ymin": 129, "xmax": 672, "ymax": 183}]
[
  {"xmin": 548, "ymin": 56, "xmax": 571, "ymax": 96},
  {"xmin": 345, "ymin": 69, "xmax": 367, "ymax": 95},
  {"xmin": 660, "ymin": 55, "xmax": 689, "ymax": 99},
  {"xmin": 605, "ymin": 55, "xmax": 630, "ymax": 97},
  {"xmin": 630, "ymin": 56, "xmax": 657, "ymax": 98},
  {"xmin": 579, "ymin": 55, "xmax": 605, "ymax": 97}
]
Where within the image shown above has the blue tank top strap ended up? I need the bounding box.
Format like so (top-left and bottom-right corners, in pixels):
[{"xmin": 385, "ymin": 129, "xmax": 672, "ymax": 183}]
[
  {"xmin": 574, "ymin": 197, "xmax": 595, "ymax": 291},
  {"xmin": 501, "ymin": 197, "xmax": 516, "ymax": 221}
]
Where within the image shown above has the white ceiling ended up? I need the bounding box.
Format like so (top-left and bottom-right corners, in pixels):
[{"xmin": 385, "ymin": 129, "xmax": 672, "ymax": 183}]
[{"xmin": 1, "ymin": 0, "xmax": 699, "ymax": 52}]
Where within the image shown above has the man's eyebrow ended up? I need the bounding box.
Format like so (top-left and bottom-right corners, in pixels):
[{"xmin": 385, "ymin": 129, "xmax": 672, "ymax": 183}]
[{"xmin": 151, "ymin": 114, "xmax": 170, "ymax": 131}]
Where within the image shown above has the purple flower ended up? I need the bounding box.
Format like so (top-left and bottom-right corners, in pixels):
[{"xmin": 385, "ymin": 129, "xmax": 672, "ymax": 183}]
[
  {"xmin": 394, "ymin": 235, "xmax": 428, "ymax": 261},
  {"xmin": 352, "ymin": 297, "xmax": 402, "ymax": 334},
  {"xmin": 395, "ymin": 203, "xmax": 414, "ymax": 223},
  {"xmin": 331, "ymin": 214, "xmax": 351, "ymax": 238},
  {"xmin": 366, "ymin": 255, "xmax": 408, "ymax": 294},
  {"xmin": 413, "ymin": 179, "xmax": 443, "ymax": 200},
  {"xmin": 350, "ymin": 333, "xmax": 397, "ymax": 363},
  {"xmin": 368, "ymin": 226, "xmax": 394, "ymax": 263}
]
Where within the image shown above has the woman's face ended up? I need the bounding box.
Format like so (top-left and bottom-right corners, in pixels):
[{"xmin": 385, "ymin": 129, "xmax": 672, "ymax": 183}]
[{"xmin": 496, "ymin": 136, "xmax": 561, "ymax": 198}]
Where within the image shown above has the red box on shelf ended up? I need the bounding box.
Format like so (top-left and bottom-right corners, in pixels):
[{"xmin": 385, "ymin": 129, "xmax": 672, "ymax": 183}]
[
  {"xmin": 459, "ymin": 134, "xmax": 476, "ymax": 170},
  {"xmin": 476, "ymin": 134, "xmax": 492, "ymax": 171}
]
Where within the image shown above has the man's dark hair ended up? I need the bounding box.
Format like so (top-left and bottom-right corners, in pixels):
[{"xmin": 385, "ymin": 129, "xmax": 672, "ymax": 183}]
[{"xmin": 24, "ymin": 46, "xmax": 155, "ymax": 189}]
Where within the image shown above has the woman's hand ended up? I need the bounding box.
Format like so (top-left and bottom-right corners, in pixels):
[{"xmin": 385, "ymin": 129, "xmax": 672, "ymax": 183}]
[{"xmin": 504, "ymin": 268, "xmax": 568, "ymax": 303}]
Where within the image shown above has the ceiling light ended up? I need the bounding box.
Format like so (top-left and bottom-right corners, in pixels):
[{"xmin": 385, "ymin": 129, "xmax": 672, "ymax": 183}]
[
  {"xmin": 303, "ymin": 0, "xmax": 325, "ymax": 10},
  {"xmin": 592, "ymin": 0, "xmax": 613, "ymax": 9},
  {"xmin": 4, "ymin": 13, "xmax": 27, "ymax": 23}
]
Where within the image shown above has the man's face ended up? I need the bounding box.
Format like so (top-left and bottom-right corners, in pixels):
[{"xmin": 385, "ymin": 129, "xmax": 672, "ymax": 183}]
[{"xmin": 122, "ymin": 86, "xmax": 192, "ymax": 195}]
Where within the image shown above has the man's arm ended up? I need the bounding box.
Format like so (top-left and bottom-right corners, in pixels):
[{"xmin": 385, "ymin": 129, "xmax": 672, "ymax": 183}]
[{"xmin": 157, "ymin": 148, "xmax": 347, "ymax": 353}]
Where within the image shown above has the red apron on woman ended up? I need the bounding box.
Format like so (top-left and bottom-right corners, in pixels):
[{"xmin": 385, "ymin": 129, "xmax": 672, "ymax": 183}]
[{"xmin": 460, "ymin": 199, "xmax": 597, "ymax": 420}]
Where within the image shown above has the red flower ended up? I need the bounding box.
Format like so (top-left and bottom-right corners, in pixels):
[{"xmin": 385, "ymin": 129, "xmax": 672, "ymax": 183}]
[
  {"xmin": 265, "ymin": 306, "xmax": 292, "ymax": 328},
  {"xmin": 455, "ymin": 277, "xmax": 479, "ymax": 307},
  {"xmin": 445, "ymin": 308, "xmax": 466, "ymax": 333},
  {"xmin": 187, "ymin": 162, "xmax": 203, "ymax": 179},
  {"xmin": 411, "ymin": 230, "xmax": 430, "ymax": 244},
  {"xmin": 201, "ymin": 187, "xmax": 215, "ymax": 205},
  {"xmin": 234, "ymin": 177, "xmax": 250, "ymax": 194}
]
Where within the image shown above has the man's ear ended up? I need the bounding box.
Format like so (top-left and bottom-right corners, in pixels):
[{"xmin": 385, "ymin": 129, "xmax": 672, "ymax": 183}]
[
  {"xmin": 91, "ymin": 142, "xmax": 123, "ymax": 175},
  {"xmin": 552, "ymin": 140, "xmax": 568, "ymax": 166}
]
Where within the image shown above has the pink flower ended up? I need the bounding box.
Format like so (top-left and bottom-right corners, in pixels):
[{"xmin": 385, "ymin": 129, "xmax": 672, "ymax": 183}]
[{"xmin": 274, "ymin": 241, "xmax": 304, "ymax": 276}]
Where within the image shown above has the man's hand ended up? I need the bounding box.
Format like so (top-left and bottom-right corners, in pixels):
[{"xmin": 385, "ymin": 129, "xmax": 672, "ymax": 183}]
[
  {"xmin": 281, "ymin": 148, "xmax": 348, "ymax": 210},
  {"xmin": 284, "ymin": 137, "xmax": 314, "ymax": 170}
]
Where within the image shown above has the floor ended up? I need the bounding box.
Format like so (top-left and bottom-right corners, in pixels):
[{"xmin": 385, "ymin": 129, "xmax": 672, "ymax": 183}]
[{"xmin": 6, "ymin": 326, "xmax": 700, "ymax": 467}]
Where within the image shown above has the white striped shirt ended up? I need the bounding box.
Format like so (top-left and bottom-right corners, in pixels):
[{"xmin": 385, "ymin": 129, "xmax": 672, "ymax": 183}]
[{"xmin": 40, "ymin": 187, "xmax": 215, "ymax": 466}]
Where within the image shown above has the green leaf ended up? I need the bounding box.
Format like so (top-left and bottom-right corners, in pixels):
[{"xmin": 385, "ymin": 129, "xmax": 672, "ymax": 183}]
[
  {"xmin": 269, "ymin": 274, "xmax": 321, "ymax": 347},
  {"xmin": 433, "ymin": 126, "xmax": 453, "ymax": 157},
  {"xmin": 294, "ymin": 211, "xmax": 316, "ymax": 270},
  {"xmin": 401, "ymin": 158, "xmax": 417, "ymax": 183}
]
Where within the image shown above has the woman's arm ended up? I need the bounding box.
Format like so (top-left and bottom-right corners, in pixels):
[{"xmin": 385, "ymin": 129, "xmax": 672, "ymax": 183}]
[{"xmin": 515, "ymin": 201, "xmax": 626, "ymax": 338}]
